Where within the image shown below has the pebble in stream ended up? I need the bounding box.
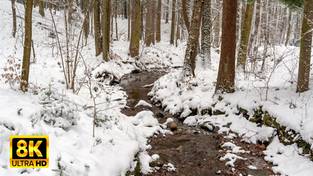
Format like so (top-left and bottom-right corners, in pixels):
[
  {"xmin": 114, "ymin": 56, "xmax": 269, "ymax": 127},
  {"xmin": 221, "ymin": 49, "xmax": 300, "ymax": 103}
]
[{"xmin": 120, "ymin": 70, "xmax": 274, "ymax": 176}]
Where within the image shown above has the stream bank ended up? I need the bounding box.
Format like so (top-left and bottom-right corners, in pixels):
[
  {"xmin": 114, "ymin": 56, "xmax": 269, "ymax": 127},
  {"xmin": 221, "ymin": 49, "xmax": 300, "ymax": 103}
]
[{"xmin": 120, "ymin": 70, "xmax": 274, "ymax": 176}]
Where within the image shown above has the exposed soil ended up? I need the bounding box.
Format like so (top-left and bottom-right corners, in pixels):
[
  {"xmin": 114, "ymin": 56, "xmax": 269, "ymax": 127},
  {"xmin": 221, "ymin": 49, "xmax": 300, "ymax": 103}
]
[{"xmin": 120, "ymin": 70, "xmax": 275, "ymax": 176}]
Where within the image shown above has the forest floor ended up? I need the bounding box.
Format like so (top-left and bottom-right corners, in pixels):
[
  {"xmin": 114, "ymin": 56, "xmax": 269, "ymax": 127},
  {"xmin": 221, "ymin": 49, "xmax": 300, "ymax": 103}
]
[{"xmin": 120, "ymin": 70, "xmax": 274, "ymax": 176}]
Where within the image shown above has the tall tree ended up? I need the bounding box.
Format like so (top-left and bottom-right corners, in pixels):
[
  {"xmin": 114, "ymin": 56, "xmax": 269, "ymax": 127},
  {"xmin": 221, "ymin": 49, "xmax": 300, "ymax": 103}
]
[
  {"xmin": 200, "ymin": 0, "xmax": 212, "ymax": 68},
  {"xmin": 39, "ymin": 0, "xmax": 45, "ymax": 17},
  {"xmin": 94, "ymin": 0, "xmax": 102, "ymax": 56},
  {"xmin": 156, "ymin": 0, "xmax": 162, "ymax": 42},
  {"xmin": 297, "ymin": 0, "xmax": 313, "ymax": 93},
  {"xmin": 183, "ymin": 0, "xmax": 203, "ymax": 77},
  {"xmin": 151, "ymin": 0, "xmax": 156, "ymax": 45},
  {"xmin": 215, "ymin": 0, "xmax": 237, "ymax": 93},
  {"xmin": 165, "ymin": 0, "xmax": 170, "ymax": 23},
  {"xmin": 145, "ymin": 1, "xmax": 154, "ymax": 46},
  {"xmin": 127, "ymin": 0, "xmax": 131, "ymax": 40},
  {"xmin": 83, "ymin": 0, "xmax": 90, "ymax": 42},
  {"xmin": 181, "ymin": 0, "xmax": 190, "ymax": 32},
  {"xmin": 102, "ymin": 0, "xmax": 111, "ymax": 61},
  {"xmin": 170, "ymin": 0, "xmax": 176, "ymax": 45},
  {"xmin": 237, "ymin": 0, "xmax": 255, "ymax": 70},
  {"xmin": 129, "ymin": 0, "xmax": 141, "ymax": 57},
  {"xmin": 20, "ymin": 0, "xmax": 33, "ymax": 92},
  {"xmin": 213, "ymin": 0, "xmax": 222, "ymax": 48},
  {"xmin": 11, "ymin": 0, "xmax": 17, "ymax": 38}
]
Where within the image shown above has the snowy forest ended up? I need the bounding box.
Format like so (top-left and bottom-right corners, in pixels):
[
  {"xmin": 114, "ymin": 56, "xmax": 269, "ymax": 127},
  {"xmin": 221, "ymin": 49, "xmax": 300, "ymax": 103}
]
[{"xmin": 1, "ymin": 0, "xmax": 313, "ymax": 175}]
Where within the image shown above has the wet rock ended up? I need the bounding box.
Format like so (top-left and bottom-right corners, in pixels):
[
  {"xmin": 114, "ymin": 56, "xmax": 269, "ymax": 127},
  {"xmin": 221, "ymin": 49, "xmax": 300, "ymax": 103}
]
[
  {"xmin": 201, "ymin": 108, "xmax": 212, "ymax": 116},
  {"xmin": 167, "ymin": 121, "xmax": 178, "ymax": 131},
  {"xmin": 156, "ymin": 111, "xmax": 165, "ymax": 118},
  {"xmin": 200, "ymin": 122, "xmax": 214, "ymax": 132},
  {"xmin": 131, "ymin": 69, "xmax": 141, "ymax": 74},
  {"xmin": 213, "ymin": 109, "xmax": 226, "ymax": 116},
  {"xmin": 150, "ymin": 160, "xmax": 165, "ymax": 168}
]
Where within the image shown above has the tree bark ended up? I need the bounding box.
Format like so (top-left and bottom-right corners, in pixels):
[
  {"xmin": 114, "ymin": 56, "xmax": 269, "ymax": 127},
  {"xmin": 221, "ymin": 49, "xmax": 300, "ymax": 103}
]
[
  {"xmin": 183, "ymin": 0, "xmax": 203, "ymax": 77},
  {"xmin": 215, "ymin": 0, "xmax": 237, "ymax": 93},
  {"xmin": 11, "ymin": 0, "xmax": 17, "ymax": 38},
  {"xmin": 94, "ymin": 0, "xmax": 102, "ymax": 56},
  {"xmin": 181, "ymin": 0, "xmax": 190, "ymax": 32},
  {"xmin": 39, "ymin": 0, "xmax": 45, "ymax": 17},
  {"xmin": 213, "ymin": 0, "xmax": 222, "ymax": 48},
  {"xmin": 237, "ymin": 0, "xmax": 255, "ymax": 70},
  {"xmin": 165, "ymin": 0, "xmax": 169, "ymax": 23},
  {"xmin": 200, "ymin": 0, "xmax": 211, "ymax": 68},
  {"xmin": 20, "ymin": 0, "xmax": 33, "ymax": 92},
  {"xmin": 83, "ymin": 0, "xmax": 90, "ymax": 43},
  {"xmin": 156, "ymin": 0, "xmax": 162, "ymax": 42},
  {"xmin": 297, "ymin": 0, "xmax": 313, "ymax": 93},
  {"xmin": 151, "ymin": 0, "xmax": 156, "ymax": 45},
  {"xmin": 170, "ymin": 0, "xmax": 176, "ymax": 45},
  {"xmin": 127, "ymin": 0, "xmax": 131, "ymax": 40},
  {"xmin": 145, "ymin": 1, "xmax": 154, "ymax": 46},
  {"xmin": 129, "ymin": 0, "xmax": 141, "ymax": 57},
  {"xmin": 285, "ymin": 9, "xmax": 292, "ymax": 46},
  {"xmin": 102, "ymin": 0, "xmax": 111, "ymax": 61}
]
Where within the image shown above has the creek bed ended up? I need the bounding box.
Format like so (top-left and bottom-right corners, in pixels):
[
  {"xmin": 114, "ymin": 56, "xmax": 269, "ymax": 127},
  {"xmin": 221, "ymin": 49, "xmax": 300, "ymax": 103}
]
[{"xmin": 120, "ymin": 70, "xmax": 274, "ymax": 176}]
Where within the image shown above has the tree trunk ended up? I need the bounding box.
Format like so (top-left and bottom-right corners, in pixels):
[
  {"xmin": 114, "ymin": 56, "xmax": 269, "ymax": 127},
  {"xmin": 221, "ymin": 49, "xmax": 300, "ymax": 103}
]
[
  {"xmin": 285, "ymin": 9, "xmax": 292, "ymax": 46},
  {"xmin": 151, "ymin": 0, "xmax": 156, "ymax": 45},
  {"xmin": 102, "ymin": 0, "xmax": 111, "ymax": 61},
  {"xmin": 183, "ymin": 0, "xmax": 203, "ymax": 77},
  {"xmin": 68, "ymin": 0, "xmax": 74, "ymax": 24},
  {"xmin": 237, "ymin": 0, "xmax": 254, "ymax": 71},
  {"xmin": 200, "ymin": 0, "xmax": 211, "ymax": 68},
  {"xmin": 39, "ymin": 0, "xmax": 45, "ymax": 17},
  {"xmin": 127, "ymin": 0, "xmax": 131, "ymax": 40},
  {"xmin": 156, "ymin": 0, "xmax": 162, "ymax": 42},
  {"xmin": 11, "ymin": 0, "xmax": 17, "ymax": 38},
  {"xmin": 213, "ymin": 0, "xmax": 222, "ymax": 48},
  {"xmin": 165, "ymin": 0, "xmax": 169, "ymax": 23},
  {"xmin": 20, "ymin": 0, "xmax": 33, "ymax": 92},
  {"xmin": 129, "ymin": 0, "xmax": 141, "ymax": 57},
  {"xmin": 181, "ymin": 0, "xmax": 190, "ymax": 32},
  {"xmin": 215, "ymin": 0, "xmax": 237, "ymax": 93},
  {"xmin": 114, "ymin": 0, "xmax": 118, "ymax": 40},
  {"xmin": 94, "ymin": 0, "xmax": 102, "ymax": 56},
  {"xmin": 83, "ymin": 0, "xmax": 90, "ymax": 43},
  {"xmin": 170, "ymin": 0, "xmax": 176, "ymax": 45},
  {"xmin": 124, "ymin": 0, "xmax": 127, "ymax": 19},
  {"xmin": 145, "ymin": 1, "xmax": 155, "ymax": 46},
  {"xmin": 176, "ymin": 2, "xmax": 181, "ymax": 47},
  {"xmin": 297, "ymin": 0, "xmax": 313, "ymax": 93}
]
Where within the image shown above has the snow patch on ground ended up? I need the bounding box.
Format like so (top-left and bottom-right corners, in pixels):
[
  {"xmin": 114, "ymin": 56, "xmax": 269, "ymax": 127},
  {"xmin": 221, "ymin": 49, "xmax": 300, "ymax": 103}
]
[
  {"xmin": 264, "ymin": 137, "xmax": 313, "ymax": 176},
  {"xmin": 135, "ymin": 100, "xmax": 152, "ymax": 108}
]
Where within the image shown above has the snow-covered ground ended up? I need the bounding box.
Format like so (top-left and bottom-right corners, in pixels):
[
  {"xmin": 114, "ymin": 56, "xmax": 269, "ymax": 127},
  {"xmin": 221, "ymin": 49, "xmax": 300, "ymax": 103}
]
[{"xmin": 0, "ymin": 1, "xmax": 179, "ymax": 175}]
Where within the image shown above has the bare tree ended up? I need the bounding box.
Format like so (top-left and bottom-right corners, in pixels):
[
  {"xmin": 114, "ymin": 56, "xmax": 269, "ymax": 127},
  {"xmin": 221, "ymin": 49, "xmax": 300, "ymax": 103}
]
[
  {"xmin": 170, "ymin": 0, "xmax": 176, "ymax": 45},
  {"xmin": 215, "ymin": 0, "xmax": 237, "ymax": 93},
  {"xmin": 102, "ymin": 0, "xmax": 111, "ymax": 61},
  {"xmin": 297, "ymin": 0, "xmax": 313, "ymax": 93},
  {"xmin": 94, "ymin": 0, "xmax": 102, "ymax": 56},
  {"xmin": 200, "ymin": 0, "xmax": 212, "ymax": 68},
  {"xmin": 237, "ymin": 0, "xmax": 255, "ymax": 71},
  {"xmin": 20, "ymin": 0, "xmax": 33, "ymax": 92},
  {"xmin": 11, "ymin": 0, "xmax": 17, "ymax": 38},
  {"xmin": 156, "ymin": 0, "xmax": 162, "ymax": 42},
  {"xmin": 129, "ymin": 0, "xmax": 141, "ymax": 57},
  {"xmin": 183, "ymin": 0, "xmax": 203, "ymax": 78}
]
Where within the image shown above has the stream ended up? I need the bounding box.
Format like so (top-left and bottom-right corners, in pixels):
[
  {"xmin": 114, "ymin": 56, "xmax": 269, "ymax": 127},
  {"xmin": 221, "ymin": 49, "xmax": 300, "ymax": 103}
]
[{"xmin": 120, "ymin": 70, "xmax": 274, "ymax": 176}]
